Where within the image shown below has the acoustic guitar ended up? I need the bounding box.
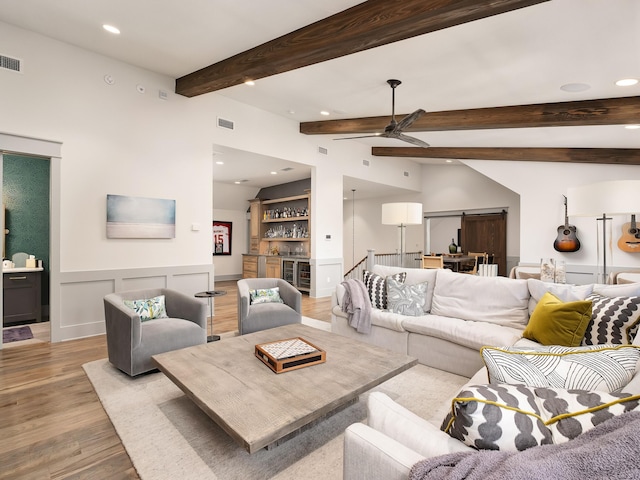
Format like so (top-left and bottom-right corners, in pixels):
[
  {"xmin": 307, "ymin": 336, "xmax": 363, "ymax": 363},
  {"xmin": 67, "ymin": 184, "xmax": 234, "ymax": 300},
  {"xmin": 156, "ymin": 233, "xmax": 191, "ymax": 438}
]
[
  {"xmin": 617, "ymin": 214, "xmax": 640, "ymax": 252},
  {"xmin": 553, "ymin": 195, "xmax": 581, "ymax": 253}
]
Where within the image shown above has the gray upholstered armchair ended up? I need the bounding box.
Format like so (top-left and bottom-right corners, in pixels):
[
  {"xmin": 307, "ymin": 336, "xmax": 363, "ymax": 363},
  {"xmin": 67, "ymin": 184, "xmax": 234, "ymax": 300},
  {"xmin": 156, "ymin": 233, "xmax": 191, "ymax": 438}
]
[
  {"xmin": 104, "ymin": 288, "xmax": 207, "ymax": 376},
  {"xmin": 237, "ymin": 278, "xmax": 302, "ymax": 335}
]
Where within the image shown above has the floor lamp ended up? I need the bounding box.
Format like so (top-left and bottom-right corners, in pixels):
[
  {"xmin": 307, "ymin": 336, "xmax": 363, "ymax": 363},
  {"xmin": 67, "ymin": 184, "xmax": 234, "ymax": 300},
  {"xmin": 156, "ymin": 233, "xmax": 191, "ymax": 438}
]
[
  {"xmin": 568, "ymin": 180, "xmax": 640, "ymax": 283},
  {"xmin": 382, "ymin": 202, "xmax": 423, "ymax": 267}
]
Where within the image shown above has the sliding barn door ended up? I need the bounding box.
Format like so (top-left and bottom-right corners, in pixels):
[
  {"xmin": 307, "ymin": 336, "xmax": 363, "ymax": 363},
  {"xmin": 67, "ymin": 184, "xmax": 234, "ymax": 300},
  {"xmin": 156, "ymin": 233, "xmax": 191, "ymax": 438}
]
[{"xmin": 461, "ymin": 212, "xmax": 507, "ymax": 276}]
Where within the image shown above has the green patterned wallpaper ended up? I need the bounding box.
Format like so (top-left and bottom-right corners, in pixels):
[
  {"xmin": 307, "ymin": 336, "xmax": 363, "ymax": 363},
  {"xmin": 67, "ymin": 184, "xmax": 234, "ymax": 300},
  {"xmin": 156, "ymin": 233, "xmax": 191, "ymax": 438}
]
[{"xmin": 3, "ymin": 154, "xmax": 50, "ymax": 307}]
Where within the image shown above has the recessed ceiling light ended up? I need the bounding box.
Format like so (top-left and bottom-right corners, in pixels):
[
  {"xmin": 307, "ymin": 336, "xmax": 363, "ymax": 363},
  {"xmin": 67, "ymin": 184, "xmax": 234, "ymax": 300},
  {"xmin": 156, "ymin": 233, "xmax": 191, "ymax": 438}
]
[
  {"xmin": 270, "ymin": 171, "xmax": 277, "ymax": 175},
  {"xmin": 625, "ymin": 124, "xmax": 640, "ymax": 130},
  {"xmin": 234, "ymin": 181, "xmax": 241, "ymax": 184},
  {"xmin": 103, "ymin": 24, "xmax": 120, "ymax": 35},
  {"xmin": 320, "ymin": 111, "xmax": 330, "ymax": 116},
  {"xmin": 244, "ymin": 80, "xmax": 255, "ymax": 86},
  {"xmin": 560, "ymin": 83, "xmax": 590, "ymax": 93},
  {"xmin": 616, "ymin": 78, "xmax": 638, "ymax": 87},
  {"xmin": 215, "ymin": 161, "xmax": 224, "ymax": 165},
  {"xmin": 445, "ymin": 159, "xmax": 453, "ymax": 163}
]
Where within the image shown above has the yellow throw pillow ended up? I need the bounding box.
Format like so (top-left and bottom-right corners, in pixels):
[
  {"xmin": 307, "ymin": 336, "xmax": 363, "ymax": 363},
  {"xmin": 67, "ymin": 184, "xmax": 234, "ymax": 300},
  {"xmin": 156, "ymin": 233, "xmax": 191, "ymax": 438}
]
[{"xmin": 523, "ymin": 291, "xmax": 592, "ymax": 346}]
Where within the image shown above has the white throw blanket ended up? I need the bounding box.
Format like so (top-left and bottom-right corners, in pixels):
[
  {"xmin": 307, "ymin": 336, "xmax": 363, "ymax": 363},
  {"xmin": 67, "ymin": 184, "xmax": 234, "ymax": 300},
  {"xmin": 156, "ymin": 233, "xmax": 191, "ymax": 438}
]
[{"xmin": 341, "ymin": 279, "xmax": 372, "ymax": 334}]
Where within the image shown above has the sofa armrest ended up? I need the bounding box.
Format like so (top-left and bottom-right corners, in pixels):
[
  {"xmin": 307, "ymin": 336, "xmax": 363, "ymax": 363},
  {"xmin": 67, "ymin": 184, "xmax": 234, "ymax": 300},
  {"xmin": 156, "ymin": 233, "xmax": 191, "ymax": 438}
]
[
  {"xmin": 343, "ymin": 423, "xmax": 424, "ymax": 480},
  {"xmin": 162, "ymin": 289, "xmax": 207, "ymax": 329},
  {"xmin": 276, "ymin": 279, "xmax": 302, "ymax": 313},
  {"xmin": 104, "ymin": 293, "xmax": 139, "ymax": 348},
  {"xmin": 367, "ymin": 392, "xmax": 473, "ymax": 458}
]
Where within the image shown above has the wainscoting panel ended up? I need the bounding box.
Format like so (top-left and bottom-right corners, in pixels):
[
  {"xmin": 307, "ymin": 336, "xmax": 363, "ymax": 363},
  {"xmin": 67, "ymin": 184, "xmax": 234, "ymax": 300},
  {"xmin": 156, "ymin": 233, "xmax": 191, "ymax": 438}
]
[
  {"xmin": 60, "ymin": 279, "xmax": 114, "ymax": 328},
  {"xmin": 52, "ymin": 264, "xmax": 214, "ymax": 342},
  {"xmin": 310, "ymin": 257, "xmax": 342, "ymax": 298},
  {"xmin": 122, "ymin": 275, "xmax": 167, "ymax": 291}
]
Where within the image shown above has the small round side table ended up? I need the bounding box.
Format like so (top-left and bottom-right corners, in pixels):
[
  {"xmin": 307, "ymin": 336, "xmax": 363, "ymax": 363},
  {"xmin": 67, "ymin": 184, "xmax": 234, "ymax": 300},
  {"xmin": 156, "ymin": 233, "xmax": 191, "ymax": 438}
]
[{"xmin": 195, "ymin": 290, "xmax": 227, "ymax": 342}]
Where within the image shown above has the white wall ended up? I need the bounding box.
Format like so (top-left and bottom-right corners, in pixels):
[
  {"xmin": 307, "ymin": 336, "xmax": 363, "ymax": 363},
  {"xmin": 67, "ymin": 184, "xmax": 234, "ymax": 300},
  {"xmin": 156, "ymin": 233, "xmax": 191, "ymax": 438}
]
[
  {"xmin": 467, "ymin": 160, "xmax": 640, "ymax": 274},
  {"xmin": 212, "ymin": 182, "xmax": 259, "ymax": 279},
  {"xmin": 343, "ymin": 164, "xmax": 520, "ymax": 271}
]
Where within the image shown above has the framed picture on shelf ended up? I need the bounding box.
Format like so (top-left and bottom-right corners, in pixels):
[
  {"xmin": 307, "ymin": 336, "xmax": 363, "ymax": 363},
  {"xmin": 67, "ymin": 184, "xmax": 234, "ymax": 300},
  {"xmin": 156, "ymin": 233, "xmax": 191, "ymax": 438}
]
[{"xmin": 213, "ymin": 221, "xmax": 232, "ymax": 255}]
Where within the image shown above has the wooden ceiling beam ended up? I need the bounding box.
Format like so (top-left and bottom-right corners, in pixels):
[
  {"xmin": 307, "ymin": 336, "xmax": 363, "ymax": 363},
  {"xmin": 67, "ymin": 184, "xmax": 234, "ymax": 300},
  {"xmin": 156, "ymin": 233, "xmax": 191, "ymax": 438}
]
[
  {"xmin": 176, "ymin": 0, "xmax": 549, "ymax": 97},
  {"xmin": 371, "ymin": 147, "xmax": 640, "ymax": 165},
  {"xmin": 300, "ymin": 96, "xmax": 640, "ymax": 134}
]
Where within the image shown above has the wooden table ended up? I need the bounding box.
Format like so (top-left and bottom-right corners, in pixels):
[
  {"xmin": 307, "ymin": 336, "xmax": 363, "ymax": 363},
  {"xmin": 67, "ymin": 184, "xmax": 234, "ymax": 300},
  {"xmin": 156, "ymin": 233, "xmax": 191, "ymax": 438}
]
[
  {"xmin": 152, "ymin": 323, "xmax": 417, "ymax": 453},
  {"xmin": 442, "ymin": 255, "xmax": 476, "ymax": 272}
]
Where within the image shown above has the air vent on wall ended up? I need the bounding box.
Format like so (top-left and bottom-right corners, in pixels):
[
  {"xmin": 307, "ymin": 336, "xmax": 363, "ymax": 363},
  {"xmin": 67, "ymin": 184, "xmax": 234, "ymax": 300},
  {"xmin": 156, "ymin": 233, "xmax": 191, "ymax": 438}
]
[
  {"xmin": 362, "ymin": 159, "xmax": 370, "ymax": 167},
  {"xmin": 217, "ymin": 117, "xmax": 234, "ymax": 130},
  {"xmin": 318, "ymin": 146, "xmax": 328, "ymax": 155},
  {"xmin": 404, "ymin": 171, "xmax": 409, "ymax": 177},
  {"xmin": 0, "ymin": 54, "xmax": 22, "ymax": 73}
]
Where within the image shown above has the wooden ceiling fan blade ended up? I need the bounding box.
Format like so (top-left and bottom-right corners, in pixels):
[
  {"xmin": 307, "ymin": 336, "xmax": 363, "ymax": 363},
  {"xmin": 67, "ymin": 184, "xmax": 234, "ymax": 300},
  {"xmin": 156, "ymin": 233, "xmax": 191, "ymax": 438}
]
[
  {"xmin": 395, "ymin": 109, "xmax": 426, "ymax": 131},
  {"xmin": 397, "ymin": 133, "xmax": 430, "ymax": 148},
  {"xmin": 334, "ymin": 134, "xmax": 383, "ymax": 141}
]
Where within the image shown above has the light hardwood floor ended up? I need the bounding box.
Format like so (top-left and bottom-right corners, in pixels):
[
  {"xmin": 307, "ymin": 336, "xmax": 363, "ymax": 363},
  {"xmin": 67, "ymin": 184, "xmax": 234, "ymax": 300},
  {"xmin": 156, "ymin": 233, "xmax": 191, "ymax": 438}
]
[{"xmin": 0, "ymin": 280, "xmax": 333, "ymax": 479}]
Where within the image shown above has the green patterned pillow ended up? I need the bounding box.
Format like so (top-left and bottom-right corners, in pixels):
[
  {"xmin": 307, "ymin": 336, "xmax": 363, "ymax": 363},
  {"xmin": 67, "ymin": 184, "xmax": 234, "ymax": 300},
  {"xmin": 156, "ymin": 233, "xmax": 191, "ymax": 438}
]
[
  {"xmin": 124, "ymin": 295, "xmax": 168, "ymax": 322},
  {"xmin": 386, "ymin": 277, "xmax": 428, "ymax": 316},
  {"xmin": 249, "ymin": 287, "xmax": 284, "ymax": 305},
  {"xmin": 481, "ymin": 345, "xmax": 640, "ymax": 393}
]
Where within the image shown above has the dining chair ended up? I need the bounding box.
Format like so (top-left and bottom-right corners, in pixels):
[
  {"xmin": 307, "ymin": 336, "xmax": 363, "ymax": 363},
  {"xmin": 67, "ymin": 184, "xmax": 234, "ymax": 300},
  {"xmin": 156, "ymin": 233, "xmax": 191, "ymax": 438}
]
[{"xmin": 422, "ymin": 255, "xmax": 444, "ymax": 269}]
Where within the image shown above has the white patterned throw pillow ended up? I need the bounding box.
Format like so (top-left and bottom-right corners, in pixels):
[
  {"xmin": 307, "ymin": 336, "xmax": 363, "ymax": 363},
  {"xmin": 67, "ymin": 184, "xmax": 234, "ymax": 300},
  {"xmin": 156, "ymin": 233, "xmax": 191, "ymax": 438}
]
[
  {"xmin": 441, "ymin": 383, "xmax": 640, "ymax": 451},
  {"xmin": 363, "ymin": 270, "xmax": 406, "ymax": 310},
  {"xmin": 386, "ymin": 277, "xmax": 428, "ymax": 316},
  {"xmin": 481, "ymin": 344, "xmax": 640, "ymax": 393},
  {"xmin": 249, "ymin": 287, "xmax": 284, "ymax": 305},
  {"xmin": 124, "ymin": 295, "xmax": 169, "ymax": 322},
  {"xmin": 582, "ymin": 293, "xmax": 640, "ymax": 345}
]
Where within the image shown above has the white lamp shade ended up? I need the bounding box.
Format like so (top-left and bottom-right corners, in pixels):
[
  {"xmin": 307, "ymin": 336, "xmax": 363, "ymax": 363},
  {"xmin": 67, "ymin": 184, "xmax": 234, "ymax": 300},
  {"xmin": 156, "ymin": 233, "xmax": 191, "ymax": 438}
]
[
  {"xmin": 381, "ymin": 202, "xmax": 423, "ymax": 225},
  {"xmin": 567, "ymin": 180, "xmax": 640, "ymax": 217}
]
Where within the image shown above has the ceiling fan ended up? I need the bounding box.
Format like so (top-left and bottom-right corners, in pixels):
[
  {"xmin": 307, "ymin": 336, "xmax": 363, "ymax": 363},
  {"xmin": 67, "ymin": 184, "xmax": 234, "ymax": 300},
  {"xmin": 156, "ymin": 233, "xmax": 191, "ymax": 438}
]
[{"xmin": 336, "ymin": 79, "xmax": 430, "ymax": 148}]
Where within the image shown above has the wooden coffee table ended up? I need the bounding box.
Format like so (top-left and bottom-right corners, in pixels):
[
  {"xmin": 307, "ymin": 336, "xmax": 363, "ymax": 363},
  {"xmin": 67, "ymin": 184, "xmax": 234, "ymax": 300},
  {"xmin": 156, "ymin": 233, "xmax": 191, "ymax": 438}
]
[{"xmin": 152, "ymin": 323, "xmax": 417, "ymax": 453}]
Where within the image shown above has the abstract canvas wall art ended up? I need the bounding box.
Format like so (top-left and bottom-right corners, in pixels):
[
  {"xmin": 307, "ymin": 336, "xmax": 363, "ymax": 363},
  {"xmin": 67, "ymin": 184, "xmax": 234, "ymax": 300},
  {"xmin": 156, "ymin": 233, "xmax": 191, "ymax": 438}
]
[{"xmin": 107, "ymin": 194, "xmax": 176, "ymax": 239}]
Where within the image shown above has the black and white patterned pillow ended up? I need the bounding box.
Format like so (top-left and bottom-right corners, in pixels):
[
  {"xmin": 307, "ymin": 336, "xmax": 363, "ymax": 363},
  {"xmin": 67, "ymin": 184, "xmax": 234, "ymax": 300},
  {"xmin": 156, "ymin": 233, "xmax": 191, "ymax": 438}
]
[
  {"xmin": 386, "ymin": 277, "xmax": 428, "ymax": 316},
  {"xmin": 441, "ymin": 383, "xmax": 553, "ymax": 451},
  {"xmin": 363, "ymin": 270, "xmax": 406, "ymax": 310},
  {"xmin": 481, "ymin": 345, "xmax": 640, "ymax": 393},
  {"xmin": 441, "ymin": 383, "xmax": 640, "ymax": 451},
  {"xmin": 536, "ymin": 386, "xmax": 640, "ymax": 443},
  {"xmin": 582, "ymin": 293, "xmax": 640, "ymax": 345}
]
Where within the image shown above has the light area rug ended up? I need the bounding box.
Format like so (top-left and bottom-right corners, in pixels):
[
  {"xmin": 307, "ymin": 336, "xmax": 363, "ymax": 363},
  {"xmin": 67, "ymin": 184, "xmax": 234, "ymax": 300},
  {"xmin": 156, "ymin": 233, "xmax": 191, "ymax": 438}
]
[{"xmin": 83, "ymin": 319, "xmax": 469, "ymax": 480}]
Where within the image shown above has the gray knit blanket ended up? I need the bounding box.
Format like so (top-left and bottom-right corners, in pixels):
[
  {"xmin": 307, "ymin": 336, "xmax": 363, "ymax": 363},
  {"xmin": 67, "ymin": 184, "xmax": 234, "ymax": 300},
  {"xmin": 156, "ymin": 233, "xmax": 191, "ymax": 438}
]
[
  {"xmin": 340, "ymin": 278, "xmax": 372, "ymax": 334},
  {"xmin": 409, "ymin": 411, "xmax": 640, "ymax": 480}
]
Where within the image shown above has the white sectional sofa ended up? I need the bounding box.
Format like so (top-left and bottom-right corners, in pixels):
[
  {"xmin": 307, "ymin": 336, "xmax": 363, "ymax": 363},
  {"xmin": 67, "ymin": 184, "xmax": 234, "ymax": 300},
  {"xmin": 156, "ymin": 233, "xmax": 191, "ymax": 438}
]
[
  {"xmin": 333, "ymin": 265, "xmax": 531, "ymax": 377},
  {"xmin": 333, "ymin": 265, "xmax": 640, "ymax": 480}
]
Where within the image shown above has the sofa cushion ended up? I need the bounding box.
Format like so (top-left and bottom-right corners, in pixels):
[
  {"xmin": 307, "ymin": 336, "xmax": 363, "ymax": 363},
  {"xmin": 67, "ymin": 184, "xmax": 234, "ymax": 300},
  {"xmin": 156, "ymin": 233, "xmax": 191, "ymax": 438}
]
[
  {"xmin": 481, "ymin": 345, "xmax": 640, "ymax": 393},
  {"xmin": 582, "ymin": 293, "xmax": 640, "ymax": 345},
  {"xmin": 431, "ymin": 269, "xmax": 530, "ymax": 329},
  {"xmin": 363, "ymin": 270, "xmax": 406, "ymax": 310},
  {"xmin": 441, "ymin": 383, "xmax": 640, "ymax": 451},
  {"xmin": 593, "ymin": 282, "xmax": 640, "ymax": 297},
  {"xmin": 527, "ymin": 278, "xmax": 593, "ymax": 316},
  {"xmin": 386, "ymin": 277, "xmax": 428, "ymax": 316},
  {"xmin": 522, "ymin": 292, "xmax": 592, "ymax": 346},
  {"xmin": 403, "ymin": 315, "xmax": 523, "ymax": 351},
  {"xmin": 372, "ymin": 265, "xmax": 439, "ymax": 313}
]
